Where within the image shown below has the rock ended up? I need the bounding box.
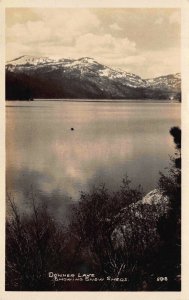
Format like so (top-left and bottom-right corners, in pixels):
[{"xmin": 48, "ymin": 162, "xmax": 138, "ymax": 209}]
[{"xmin": 111, "ymin": 189, "xmax": 170, "ymax": 251}]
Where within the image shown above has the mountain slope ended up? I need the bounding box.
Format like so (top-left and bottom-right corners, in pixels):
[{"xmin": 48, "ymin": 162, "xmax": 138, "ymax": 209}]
[{"xmin": 6, "ymin": 55, "xmax": 181, "ymax": 100}]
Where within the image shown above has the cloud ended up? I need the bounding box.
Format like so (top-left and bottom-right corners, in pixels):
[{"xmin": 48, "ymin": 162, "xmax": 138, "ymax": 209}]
[
  {"xmin": 6, "ymin": 8, "xmax": 181, "ymax": 78},
  {"xmin": 6, "ymin": 9, "xmax": 101, "ymax": 46},
  {"xmin": 7, "ymin": 21, "xmax": 52, "ymax": 43},
  {"xmin": 75, "ymin": 33, "xmax": 136, "ymax": 56},
  {"xmin": 109, "ymin": 23, "xmax": 122, "ymax": 31},
  {"xmin": 140, "ymin": 47, "xmax": 180, "ymax": 78},
  {"xmin": 7, "ymin": 25, "xmax": 137, "ymax": 68}
]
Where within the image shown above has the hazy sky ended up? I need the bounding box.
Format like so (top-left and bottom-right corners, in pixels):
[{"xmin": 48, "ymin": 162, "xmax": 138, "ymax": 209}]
[{"xmin": 6, "ymin": 8, "xmax": 180, "ymax": 78}]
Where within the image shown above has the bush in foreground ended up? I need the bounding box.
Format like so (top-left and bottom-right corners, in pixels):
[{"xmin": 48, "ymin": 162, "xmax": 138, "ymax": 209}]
[{"xmin": 6, "ymin": 128, "xmax": 181, "ymax": 291}]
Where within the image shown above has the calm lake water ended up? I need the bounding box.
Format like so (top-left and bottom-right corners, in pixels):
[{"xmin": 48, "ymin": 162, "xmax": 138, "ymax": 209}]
[{"xmin": 6, "ymin": 100, "xmax": 180, "ymax": 216}]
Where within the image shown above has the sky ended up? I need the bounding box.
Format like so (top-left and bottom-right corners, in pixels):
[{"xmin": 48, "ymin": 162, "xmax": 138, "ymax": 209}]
[{"xmin": 6, "ymin": 8, "xmax": 181, "ymax": 78}]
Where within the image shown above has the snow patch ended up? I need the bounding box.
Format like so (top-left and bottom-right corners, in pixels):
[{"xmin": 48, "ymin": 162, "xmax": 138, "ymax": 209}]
[
  {"xmin": 7, "ymin": 55, "xmax": 56, "ymax": 66},
  {"xmin": 141, "ymin": 189, "xmax": 169, "ymax": 205}
]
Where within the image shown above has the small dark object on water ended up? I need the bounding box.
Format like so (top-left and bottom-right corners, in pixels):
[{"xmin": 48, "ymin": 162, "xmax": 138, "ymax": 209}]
[{"xmin": 71, "ymin": 127, "xmax": 74, "ymax": 131}]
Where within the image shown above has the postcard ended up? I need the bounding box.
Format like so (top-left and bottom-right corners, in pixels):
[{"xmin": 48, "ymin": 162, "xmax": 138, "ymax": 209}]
[{"xmin": 0, "ymin": 0, "xmax": 189, "ymax": 299}]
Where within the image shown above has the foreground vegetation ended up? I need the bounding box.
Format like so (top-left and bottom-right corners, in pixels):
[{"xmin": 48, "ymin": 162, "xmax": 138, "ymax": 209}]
[{"xmin": 6, "ymin": 127, "xmax": 181, "ymax": 291}]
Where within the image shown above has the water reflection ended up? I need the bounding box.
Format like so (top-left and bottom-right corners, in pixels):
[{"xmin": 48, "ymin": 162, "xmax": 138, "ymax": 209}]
[{"xmin": 6, "ymin": 101, "xmax": 180, "ymax": 216}]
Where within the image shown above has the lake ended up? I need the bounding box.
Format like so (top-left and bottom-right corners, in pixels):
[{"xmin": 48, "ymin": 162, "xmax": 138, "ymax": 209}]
[{"xmin": 6, "ymin": 100, "xmax": 181, "ymax": 217}]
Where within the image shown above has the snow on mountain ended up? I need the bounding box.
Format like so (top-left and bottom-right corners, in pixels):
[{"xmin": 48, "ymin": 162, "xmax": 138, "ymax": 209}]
[
  {"xmin": 6, "ymin": 55, "xmax": 181, "ymax": 100},
  {"xmin": 60, "ymin": 57, "xmax": 100, "ymax": 74},
  {"xmin": 98, "ymin": 67, "xmax": 146, "ymax": 88},
  {"xmin": 7, "ymin": 55, "xmax": 56, "ymax": 66},
  {"xmin": 6, "ymin": 55, "xmax": 179, "ymax": 89},
  {"xmin": 6, "ymin": 55, "xmax": 147, "ymax": 88},
  {"xmin": 7, "ymin": 55, "xmax": 98, "ymax": 69},
  {"xmin": 146, "ymin": 73, "xmax": 181, "ymax": 91}
]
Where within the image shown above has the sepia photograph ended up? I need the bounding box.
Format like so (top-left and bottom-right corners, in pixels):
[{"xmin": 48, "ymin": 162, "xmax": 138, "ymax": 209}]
[{"xmin": 1, "ymin": 0, "xmax": 188, "ymax": 297}]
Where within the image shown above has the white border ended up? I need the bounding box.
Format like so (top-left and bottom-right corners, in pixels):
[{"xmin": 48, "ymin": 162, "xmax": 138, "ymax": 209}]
[{"xmin": 1, "ymin": 0, "xmax": 189, "ymax": 299}]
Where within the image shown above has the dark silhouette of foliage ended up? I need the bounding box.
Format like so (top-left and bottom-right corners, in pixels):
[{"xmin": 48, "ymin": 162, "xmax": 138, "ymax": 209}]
[
  {"xmin": 6, "ymin": 126, "xmax": 181, "ymax": 291},
  {"xmin": 6, "ymin": 67, "xmax": 180, "ymax": 100},
  {"xmin": 157, "ymin": 126, "xmax": 181, "ymax": 290},
  {"xmin": 6, "ymin": 191, "xmax": 68, "ymax": 291}
]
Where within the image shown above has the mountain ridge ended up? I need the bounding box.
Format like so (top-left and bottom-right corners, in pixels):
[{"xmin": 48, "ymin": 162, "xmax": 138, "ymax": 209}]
[{"xmin": 6, "ymin": 55, "xmax": 181, "ymax": 100}]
